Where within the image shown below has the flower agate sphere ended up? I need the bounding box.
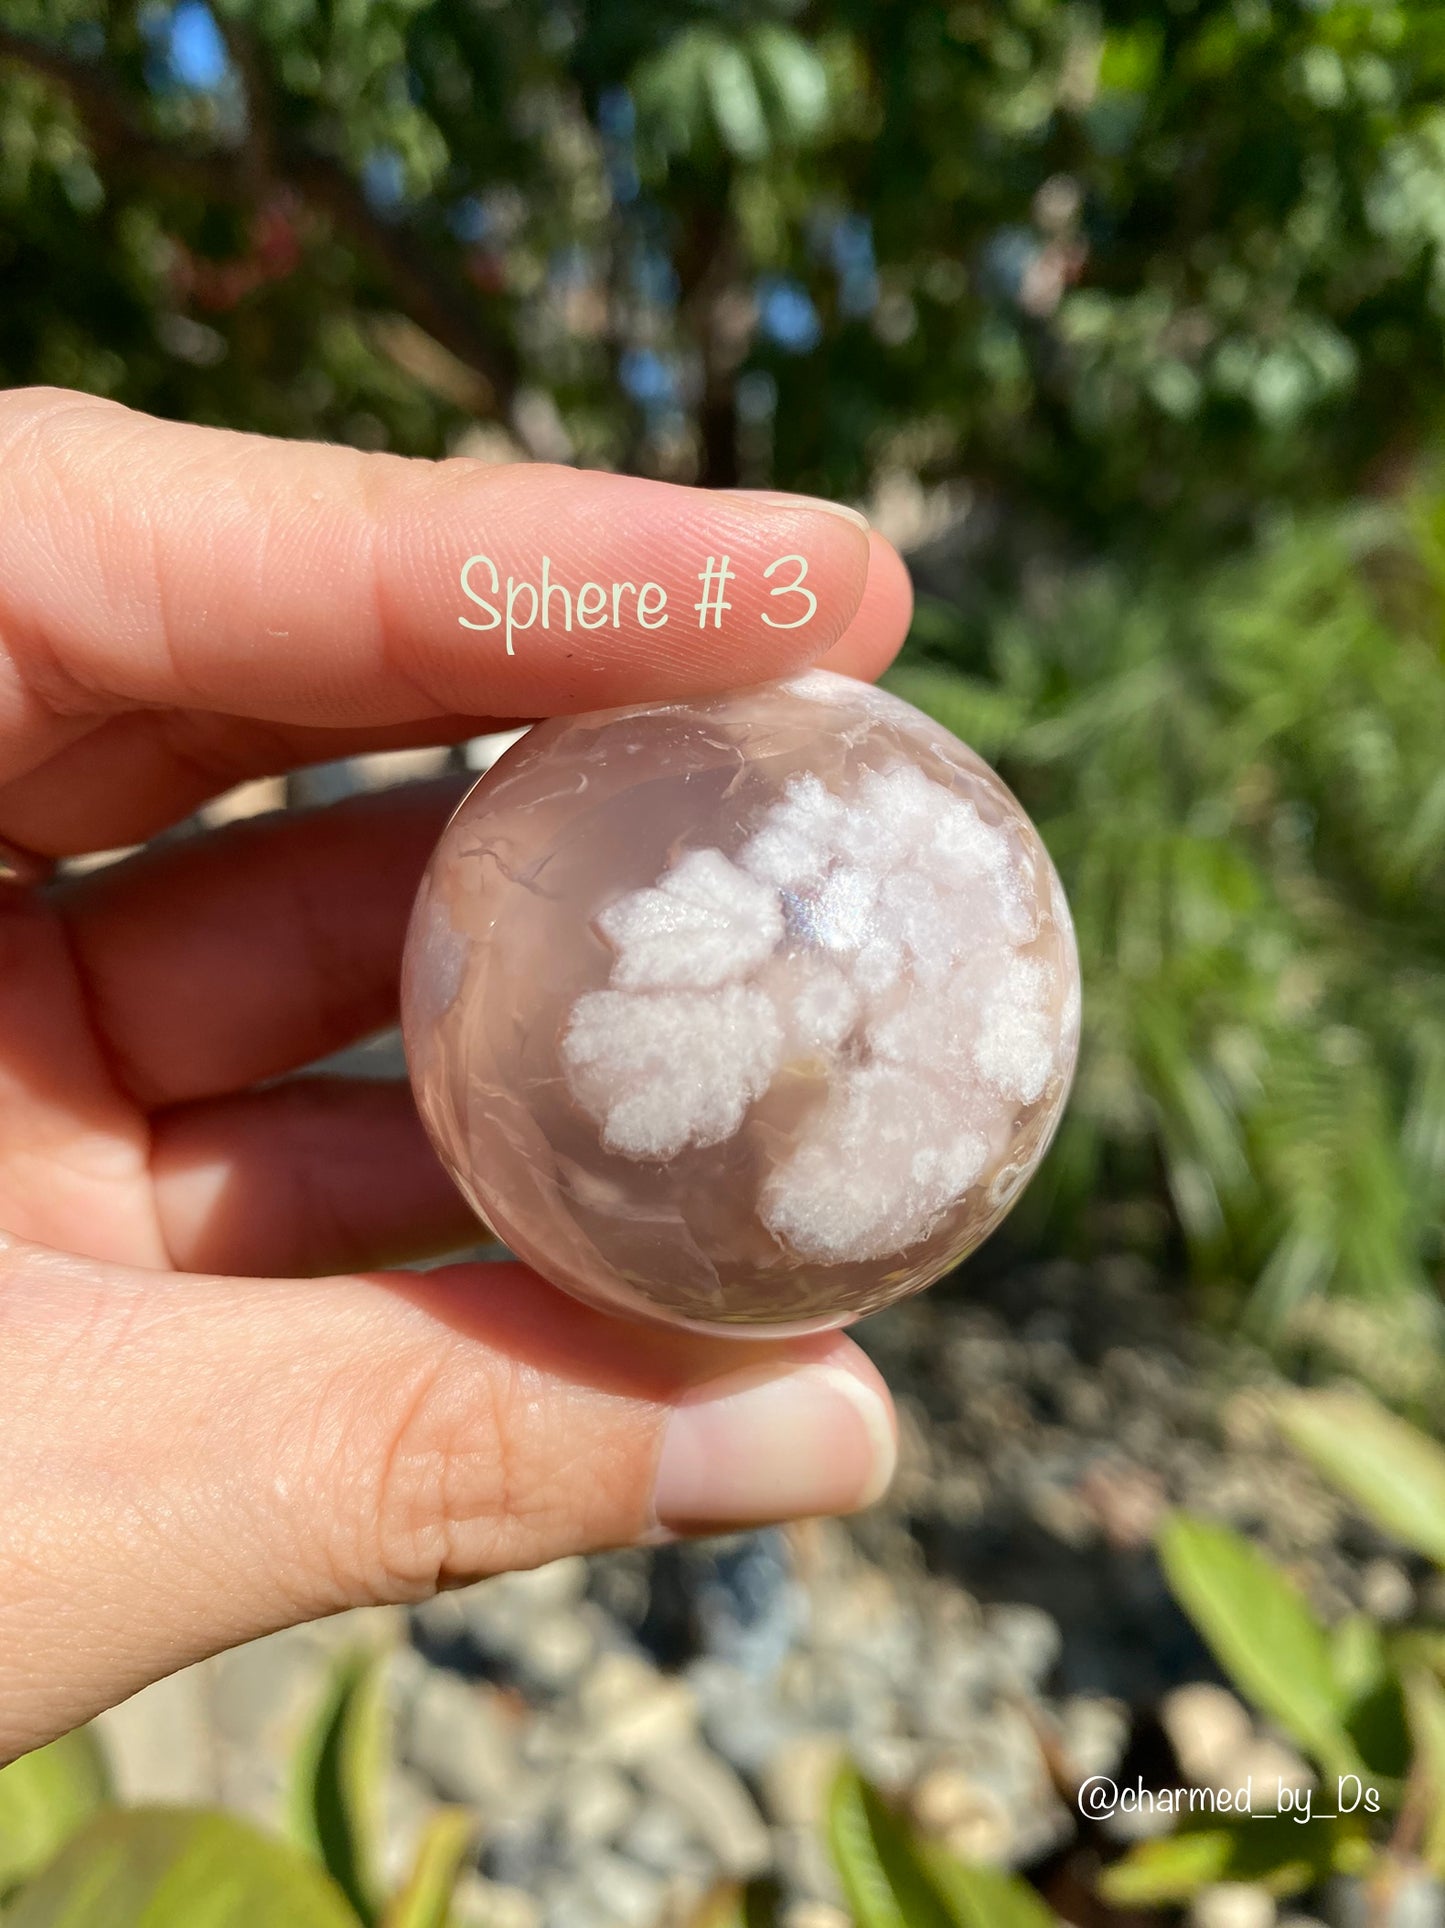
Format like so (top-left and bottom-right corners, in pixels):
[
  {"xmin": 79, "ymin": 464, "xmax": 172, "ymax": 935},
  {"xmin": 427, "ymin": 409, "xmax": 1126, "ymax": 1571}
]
[{"xmin": 402, "ymin": 670, "xmax": 1080, "ymax": 1334}]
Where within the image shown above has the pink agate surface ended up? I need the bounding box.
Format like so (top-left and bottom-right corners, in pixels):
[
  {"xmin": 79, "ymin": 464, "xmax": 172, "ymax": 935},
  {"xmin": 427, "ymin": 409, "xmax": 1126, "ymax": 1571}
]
[{"xmin": 402, "ymin": 670, "xmax": 1080, "ymax": 1333}]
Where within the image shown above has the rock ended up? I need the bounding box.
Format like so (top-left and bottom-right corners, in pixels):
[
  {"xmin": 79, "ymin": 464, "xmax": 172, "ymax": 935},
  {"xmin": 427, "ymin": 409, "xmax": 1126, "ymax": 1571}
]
[
  {"xmin": 480, "ymin": 1810, "xmax": 551, "ymax": 1893},
  {"xmin": 692, "ymin": 1660, "xmax": 798, "ymax": 1771},
  {"xmin": 1240, "ymin": 1739, "xmax": 1313, "ymax": 1798},
  {"xmin": 93, "ymin": 1663, "xmax": 218, "ymax": 1805},
  {"xmin": 1324, "ymin": 1873, "xmax": 1445, "ymax": 1927},
  {"xmin": 211, "ymin": 1750, "xmax": 286, "ymax": 1835},
  {"xmin": 851, "ymin": 1732, "xmax": 925, "ymax": 1792},
  {"xmin": 1057, "ymin": 1695, "xmax": 1130, "ymax": 1781},
  {"xmin": 1418, "ymin": 1574, "xmax": 1445, "ymax": 1623},
  {"xmin": 449, "ymin": 1560, "xmax": 592, "ymax": 1664},
  {"xmin": 692, "ymin": 1530, "xmax": 809, "ymax": 1678},
  {"xmin": 554, "ymin": 1763, "xmax": 637, "ymax": 1850},
  {"xmin": 567, "ymin": 1851, "xmax": 667, "ymax": 1927},
  {"xmin": 410, "ymin": 1589, "xmax": 473, "ymax": 1647},
  {"xmin": 638, "ymin": 1738, "xmax": 772, "ymax": 1877},
  {"xmin": 1162, "ymin": 1684, "xmax": 1254, "ymax": 1790},
  {"xmin": 785, "ymin": 1647, "xmax": 891, "ymax": 1733},
  {"xmin": 984, "ymin": 1604, "xmax": 1061, "ymax": 1688},
  {"xmin": 518, "ymin": 1713, "xmax": 580, "ymax": 1776},
  {"xmin": 583, "ymin": 1550, "xmax": 653, "ymax": 1631},
  {"xmin": 208, "ymin": 1623, "xmax": 336, "ymax": 1749},
  {"xmin": 510, "ymin": 1557, "xmax": 592, "ymax": 1614},
  {"xmin": 775, "ymin": 1824, "xmax": 846, "ymax": 1907},
  {"xmin": 1011, "ymin": 1793, "xmax": 1076, "ymax": 1868},
  {"xmin": 378, "ymin": 1762, "xmax": 443, "ymax": 1892},
  {"xmin": 1359, "ymin": 1559, "xmax": 1414, "ymax": 1624},
  {"xmin": 1075, "ymin": 1460, "xmax": 1166, "ymax": 1550},
  {"xmin": 450, "ymin": 1872, "xmax": 543, "ymax": 1928},
  {"xmin": 1220, "ymin": 1387, "xmax": 1279, "ymax": 1452},
  {"xmin": 1026, "ymin": 1480, "xmax": 1096, "ymax": 1546},
  {"xmin": 515, "ymin": 1611, "xmax": 597, "ymax": 1693},
  {"xmin": 1189, "ymin": 1886, "xmax": 1276, "ymax": 1928},
  {"xmin": 761, "ymin": 1733, "xmax": 847, "ymax": 1829},
  {"xmin": 909, "ymin": 1763, "xmax": 1014, "ymax": 1861},
  {"xmin": 782, "ymin": 1907, "xmax": 851, "ymax": 1928},
  {"xmin": 405, "ymin": 1670, "xmax": 521, "ymax": 1807},
  {"xmin": 1060, "ymin": 1378, "xmax": 1111, "ymax": 1430},
  {"xmin": 909, "ymin": 1642, "xmax": 995, "ymax": 1732},
  {"xmin": 577, "ymin": 1653, "xmax": 697, "ymax": 1764},
  {"xmin": 386, "ymin": 1638, "xmax": 434, "ymax": 1705},
  {"xmin": 614, "ymin": 1800, "xmax": 705, "ymax": 1877}
]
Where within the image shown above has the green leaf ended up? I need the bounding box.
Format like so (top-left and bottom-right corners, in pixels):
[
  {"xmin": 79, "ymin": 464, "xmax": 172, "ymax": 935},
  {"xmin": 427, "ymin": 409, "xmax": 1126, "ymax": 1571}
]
[
  {"xmin": 825, "ymin": 1764, "xmax": 952, "ymax": 1928},
  {"xmin": 747, "ymin": 26, "xmax": 831, "ymax": 144},
  {"xmin": 5, "ymin": 1807, "xmax": 360, "ymax": 1927},
  {"xmin": 823, "ymin": 1766, "xmax": 1056, "ymax": 1928},
  {"xmin": 0, "ymin": 1727, "xmax": 111, "ymax": 1897},
  {"xmin": 1098, "ymin": 1816, "xmax": 1344, "ymax": 1904},
  {"xmin": 1345, "ymin": 1673, "xmax": 1411, "ymax": 1786},
  {"xmin": 703, "ymin": 41, "xmax": 768, "ymax": 160},
  {"xmin": 1277, "ymin": 1389, "xmax": 1445, "ymax": 1568},
  {"xmin": 883, "ymin": 663, "xmax": 1032, "ymax": 762},
  {"xmin": 686, "ymin": 1879, "xmax": 785, "ymax": 1928},
  {"xmin": 1332, "ymin": 1613, "xmax": 1388, "ymax": 1705},
  {"xmin": 914, "ymin": 1839, "xmax": 1058, "ymax": 1927},
  {"xmin": 1333, "ymin": 1611, "xmax": 1410, "ymax": 1780},
  {"xmin": 289, "ymin": 1646, "xmax": 391, "ymax": 1927},
  {"xmin": 1405, "ymin": 1670, "xmax": 1445, "ymax": 1878},
  {"xmin": 1158, "ymin": 1514, "xmax": 1357, "ymax": 1778},
  {"xmin": 380, "ymin": 1809, "xmax": 473, "ymax": 1928},
  {"xmin": 1392, "ymin": 1629, "xmax": 1445, "ymax": 1682},
  {"xmin": 1099, "ymin": 1827, "xmax": 1237, "ymax": 1905}
]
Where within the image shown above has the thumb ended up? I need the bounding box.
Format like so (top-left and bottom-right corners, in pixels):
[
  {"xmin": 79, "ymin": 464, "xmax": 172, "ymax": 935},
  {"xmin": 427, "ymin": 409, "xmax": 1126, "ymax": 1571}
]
[{"xmin": 0, "ymin": 1239, "xmax": 895, "ymax": 1757}]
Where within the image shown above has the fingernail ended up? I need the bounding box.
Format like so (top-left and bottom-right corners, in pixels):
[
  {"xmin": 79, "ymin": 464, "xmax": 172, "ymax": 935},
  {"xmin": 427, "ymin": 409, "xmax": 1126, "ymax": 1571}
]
[
  {"xmin": 722, "ymin": 488, "xmax": 870, "ymax": 533},
  {"xmin": 650, "ymin": 1361, "xmax": 896, "ymax": 1534}
]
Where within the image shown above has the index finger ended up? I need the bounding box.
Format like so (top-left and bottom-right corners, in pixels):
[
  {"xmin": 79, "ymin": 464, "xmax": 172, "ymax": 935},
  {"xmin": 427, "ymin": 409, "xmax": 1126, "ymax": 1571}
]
[{"xmin": 0, "ymin": 388, "xmax": 878, "ymax": 788}]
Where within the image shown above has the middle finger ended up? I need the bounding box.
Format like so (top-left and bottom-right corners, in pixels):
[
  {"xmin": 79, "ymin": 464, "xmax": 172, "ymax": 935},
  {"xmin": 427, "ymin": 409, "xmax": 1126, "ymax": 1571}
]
[{"xmin": 56, "ymin": 778, "xmax": 462, "ymax": 1108}]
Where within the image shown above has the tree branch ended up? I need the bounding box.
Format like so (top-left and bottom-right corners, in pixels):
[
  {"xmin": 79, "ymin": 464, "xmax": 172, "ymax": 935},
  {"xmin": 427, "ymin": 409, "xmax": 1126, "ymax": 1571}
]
[
  {"xmin": 0, "ymin": 24, "xmax": 537, "ymax": 449},
  {"xmin": 281, "ymin": 139, "xmax": 523, "ymax": 421},
  {"xmin": 675, "ymin": 182, "xmax": 744, "ymax": 489},
  {"xmin": 0, "ymin": 22, "xmax": 239, "ymax": 199}
]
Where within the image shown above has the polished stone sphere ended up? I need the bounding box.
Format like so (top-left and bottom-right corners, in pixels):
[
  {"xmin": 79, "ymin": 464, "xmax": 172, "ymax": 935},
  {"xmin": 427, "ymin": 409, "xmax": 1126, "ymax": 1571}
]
[{"xmin": 402, "ymin": 671, "xmax": 1080, "ymax": 1334}]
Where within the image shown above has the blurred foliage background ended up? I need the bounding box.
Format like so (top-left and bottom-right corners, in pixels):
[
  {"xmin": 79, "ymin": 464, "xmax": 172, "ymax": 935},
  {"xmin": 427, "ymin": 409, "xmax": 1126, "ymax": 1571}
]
[{"xmin": 3, "ymin": 0, "xmax": 1445, "ymax": 1363}]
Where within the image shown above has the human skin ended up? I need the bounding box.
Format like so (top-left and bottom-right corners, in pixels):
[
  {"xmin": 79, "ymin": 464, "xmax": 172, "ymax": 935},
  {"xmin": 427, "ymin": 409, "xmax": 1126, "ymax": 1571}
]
[{"xmin": 0, "ymin": 386, "xmax": 913, "ymax": 1762}]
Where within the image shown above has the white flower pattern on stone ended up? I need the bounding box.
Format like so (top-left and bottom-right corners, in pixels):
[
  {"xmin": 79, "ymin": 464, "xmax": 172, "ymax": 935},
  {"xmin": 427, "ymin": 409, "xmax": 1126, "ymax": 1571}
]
[
  {"xmin": 596, "ymin": 847, "xmax": 783, "ymax": 991},
  {"xmin": 559, "ymin": 764, "xmax": 1067, "ymax": 1262},
  {"xmin": 563, "ymin": 983, "xmax": 782, "ymax": 1161}
]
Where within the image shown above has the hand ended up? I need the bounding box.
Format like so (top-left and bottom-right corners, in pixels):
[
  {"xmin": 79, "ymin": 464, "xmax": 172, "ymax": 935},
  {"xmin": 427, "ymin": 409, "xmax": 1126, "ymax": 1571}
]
[{"xmin": 0, "ymin": 387, "xmax": 913, "ymax": 1760}]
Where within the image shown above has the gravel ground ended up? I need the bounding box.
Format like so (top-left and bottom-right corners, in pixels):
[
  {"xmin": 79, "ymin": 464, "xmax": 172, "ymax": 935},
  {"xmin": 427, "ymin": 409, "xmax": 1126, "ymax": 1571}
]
[{"xmin": 91, "ymin": 1251, "xmax": 1423, "ymax": 1928}]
